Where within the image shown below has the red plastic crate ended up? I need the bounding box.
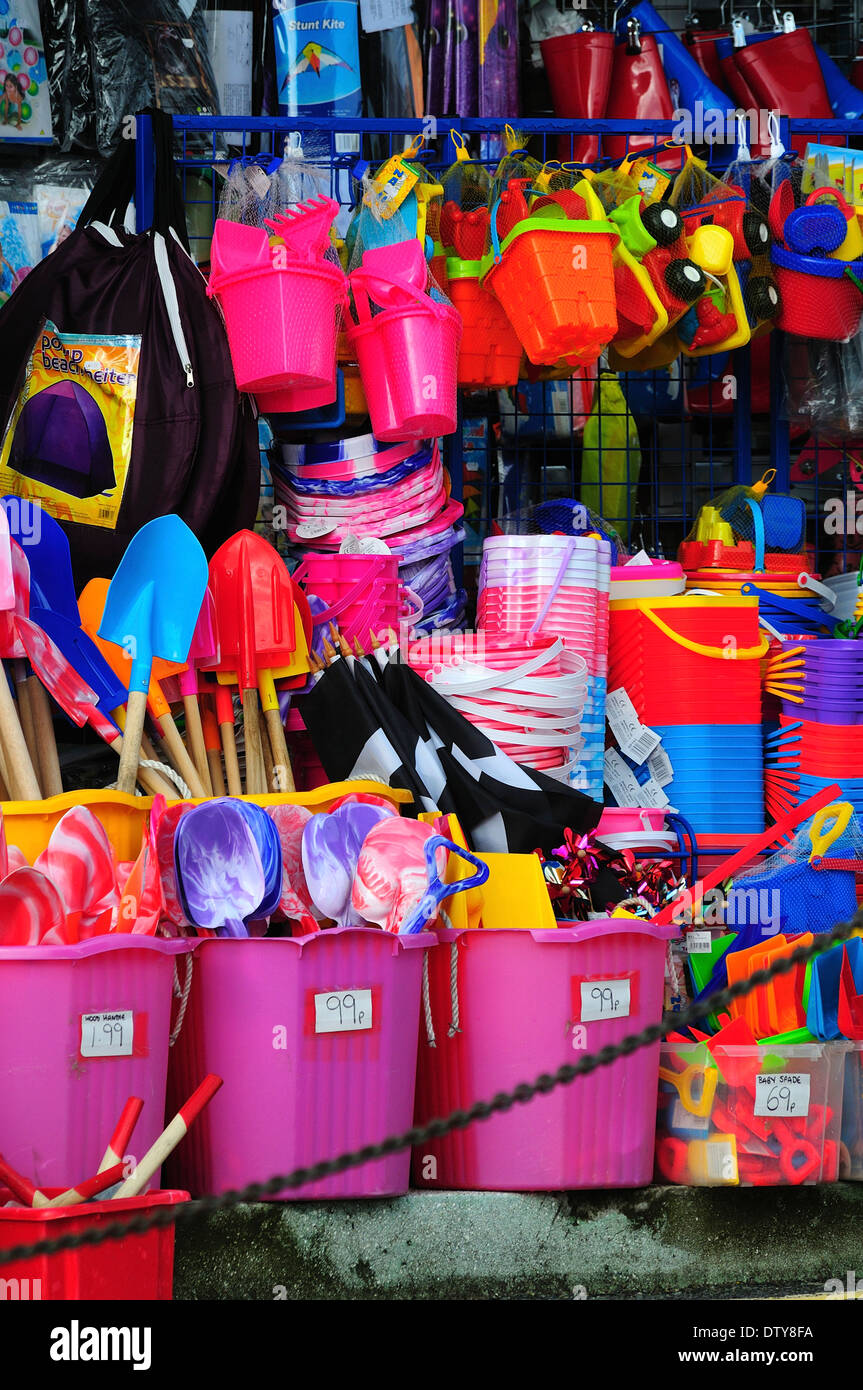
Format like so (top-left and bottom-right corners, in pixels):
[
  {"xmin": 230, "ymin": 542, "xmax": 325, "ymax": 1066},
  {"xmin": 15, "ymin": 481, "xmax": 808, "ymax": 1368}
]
[{"xmin": 0, "ymin": 1189, "xmax": 189, "ymax": 1300}]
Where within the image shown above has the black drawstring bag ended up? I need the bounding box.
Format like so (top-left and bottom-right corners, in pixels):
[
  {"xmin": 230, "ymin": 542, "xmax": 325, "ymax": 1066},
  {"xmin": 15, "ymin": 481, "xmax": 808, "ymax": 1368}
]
[{"xmin": 0, "ymin": 109, "xmax": 259, "ymax": 585}]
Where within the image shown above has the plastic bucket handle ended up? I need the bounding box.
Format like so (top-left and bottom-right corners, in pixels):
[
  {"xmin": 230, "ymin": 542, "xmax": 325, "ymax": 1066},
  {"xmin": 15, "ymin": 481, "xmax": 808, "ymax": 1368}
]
[{"xmin": 636, "ymin": 602, "xmax": 769, "ymax": 659}]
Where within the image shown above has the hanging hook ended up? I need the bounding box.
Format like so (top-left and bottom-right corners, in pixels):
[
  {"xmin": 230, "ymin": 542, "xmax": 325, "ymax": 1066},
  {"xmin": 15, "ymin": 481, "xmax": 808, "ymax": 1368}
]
[{"xmin": 625, "ymin": 15, "xmax": 642, "ymax": 53}]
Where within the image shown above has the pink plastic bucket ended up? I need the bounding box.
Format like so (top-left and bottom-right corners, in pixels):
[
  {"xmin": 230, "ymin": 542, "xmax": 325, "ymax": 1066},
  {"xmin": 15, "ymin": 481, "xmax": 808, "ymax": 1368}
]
[
  {"xmin": 413, "ymin": 922, "xmax": 676, "ymax": 1190},
  {"xmin": 166, "ymin": 928, "xmax": 430, "ymax": 1199},
  {"xmin": 347, "ymin": 300, "xmax": 461, "ymax": 442},
  {"xmin": 0, "ymin": 936, "xmax": 194, "ymax": 1188},
  {"xmin": 293, "ymin": 551, "xmax": 420, "ymax": 647},
  {"xmin": 209, "ymin": 260, "xmax": 345, "ymax": 393}
]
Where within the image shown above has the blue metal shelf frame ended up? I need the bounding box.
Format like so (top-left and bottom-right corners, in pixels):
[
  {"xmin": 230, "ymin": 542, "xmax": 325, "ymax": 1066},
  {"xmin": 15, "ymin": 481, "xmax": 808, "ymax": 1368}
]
[{"xmin": 135, "ymin": 113, "xmax": 863, "ymax": 581}]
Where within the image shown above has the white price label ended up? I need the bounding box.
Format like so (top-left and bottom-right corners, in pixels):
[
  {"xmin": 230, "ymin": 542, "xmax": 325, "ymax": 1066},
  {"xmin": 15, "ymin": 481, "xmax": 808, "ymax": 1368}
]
[
  {"xmin": 359, "ymin": 0, "xmax": 415, "ymax": 32},
  {"xmin": 638, "ymin": 776, "xmax": 670, "ymax": 809},
  {"xmin": 603, "ymin": 748, "xmax": 644, "ymax": 808},
  {"xmin": 686, "ymin": 931, "xmax": 713, "ymax": 954},
  {"xmin": 754, "ymin": 1072, "xmax": 811, "ymax": 1118},
  {"xmin": 580, "ymin": 979, "xmax": 631, "ymax": 1022},
  {"xmin": 605, "ymin": 688, "xmax": 661, "ymax": 765},
  {"xmin": 80, "ymin": 1011, "xmax": 134, "ymax": 1058},
  {"xmin": 314, "ymin": 989, "xmax": 373, "ymax": 1034},
  {"xmin": 295, "ymin": 519, "xmax": 339, "ymax": 540},
  {"xmin": 672, "ymin": 1099, "xmax": 710, "ymax": 1133},
  {"xmin": 706, "ymin": 1138, "xmax": 738, "ymax": 1184},
  {"xmin": 647, "ymin": 745, "xmax": 673, "ymax": 787}
]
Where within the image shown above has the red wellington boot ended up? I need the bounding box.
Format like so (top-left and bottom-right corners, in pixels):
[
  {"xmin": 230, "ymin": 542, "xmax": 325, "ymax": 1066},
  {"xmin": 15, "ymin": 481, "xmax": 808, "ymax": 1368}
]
[
  {"xmin": 540, "ymin": 25, "xmax": 614, "ymax": 164},
  {"xmin": 604, "ymin": 21, "xmax": 677, "ymax": 167}
]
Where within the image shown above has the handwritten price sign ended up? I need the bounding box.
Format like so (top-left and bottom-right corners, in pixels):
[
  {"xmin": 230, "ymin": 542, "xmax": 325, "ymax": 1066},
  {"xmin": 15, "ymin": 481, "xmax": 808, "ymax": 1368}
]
[
  {"xmin": 571, "ymin": 972, "xmax": 639, "ymax": 1024},
  {"xmin": 314, "ymin": 989, "xmax": 373, "ymax": 1035},
  {"xmin": 80, "ymin": 1011, "xmax": 134, "ymax": 1058},
  {"xmin": 754, "ymin": 1072, "xmax": 811, "ymax": 1118}
]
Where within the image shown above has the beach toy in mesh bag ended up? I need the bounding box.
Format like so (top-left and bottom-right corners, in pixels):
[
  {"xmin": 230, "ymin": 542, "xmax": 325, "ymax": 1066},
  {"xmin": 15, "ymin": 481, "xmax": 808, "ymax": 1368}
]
[
  {"xmin": 346, "ymin": 240, "xmax": 461, "ymax": 442},
  {"xmin": 208, "ymin": 197, "xmax": 345, "ymax": 395},
  {"xmin": 479, "ymin": 172, "xmax": 618, "ymax": 367},
  {"xmin": 493, "ymin": 497, "xmax": 621, "ymax": 559},
  {"xmin": 769, "ymin": 187, "xmax": 863, "ymax": 341},
  {"xmin": 437, "ymin": 130, "xmax": 493, "ymax": 282},
  {"xmin": 670, "ymin": 149, "xmax": 779, "ymax": 334},
  {"xmin": 721, "ymin": 801, "xmax": 863, "ymax": 936},
  {"xmin": 679, "ymin": 468, "xmax": 808, "ymax": 572}
]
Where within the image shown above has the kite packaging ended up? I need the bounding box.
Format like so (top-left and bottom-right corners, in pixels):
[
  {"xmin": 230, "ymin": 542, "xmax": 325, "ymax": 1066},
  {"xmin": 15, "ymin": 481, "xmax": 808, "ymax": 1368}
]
[
  {"xmin": 0, "ymin": 320, "xmax": 140, "ymax": 530},
  {"xmin": 269, "ymin": 0, "xmax": 361, "ymax": 118}
]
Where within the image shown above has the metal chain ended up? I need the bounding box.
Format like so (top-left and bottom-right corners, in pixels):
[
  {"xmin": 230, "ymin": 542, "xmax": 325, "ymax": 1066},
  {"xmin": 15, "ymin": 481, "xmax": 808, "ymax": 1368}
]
[{"xmin": 1, "ymin": 910, "xmax": 859, "ymax": 1268}]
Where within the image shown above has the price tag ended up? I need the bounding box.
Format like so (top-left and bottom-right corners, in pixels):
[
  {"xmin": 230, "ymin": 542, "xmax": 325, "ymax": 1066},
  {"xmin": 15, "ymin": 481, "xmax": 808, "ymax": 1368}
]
[
  {"xmin": 647, "ymin": 745, "xmax": 673, "ymax": 787},
  {"xmin": 80, "ymin": 1011, "xmax": 134, "ymax": 1058},
  {"xmin": 603, "ymin": 748, "xmax": 644, "ymax": 808},
  {"xmin": 672, "ymin": 1099, "xmax": 710, "ymax": 1133},
  {"xmin": 314, "ymin": 989, "xmax": 373, "ymax": 1034},
  {"xmin": 360, "ymin": 0, "xmax": 415, "ymax": 32},
  {"xmin": 686, "ymin": 931, "xmax": 713, "ymax": 954},
  {"xmin": 295, "ymin": 519, "xmax": 338, "ymax": 540},
  {"xmin": 579, "ymin": 978, "xmax": 631, "ymax": 1022},
  {"xmin": 754, "ymin": 1072, "xmax": 811, "ymax": 1117},
  {"xmin": 638, "ymin": 776, "xmax": 669, "ymax": 810},
  {"xmin": 605, "ymin": 688, "xmax": 661, "ymax": 765}
]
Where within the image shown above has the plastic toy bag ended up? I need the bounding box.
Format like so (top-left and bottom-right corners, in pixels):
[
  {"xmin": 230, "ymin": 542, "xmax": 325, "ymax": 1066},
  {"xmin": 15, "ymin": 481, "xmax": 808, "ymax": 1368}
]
[
  {"xmin": 782, "ymin": 331, "xmax": 863, "ymax": 437},
  {"xmin": 43, "ymin": 0, "xmax": 96, "ymax": 151},
  {"xmin": 0, "ymin": 319, "xmax": 140, "ymax": 530},
  {"xmin": 581, "ymin": 371, "xmax": 641, "ymax": 542},
  {"xmin": 84, "ymin": 0, "xmax": 219, "ymax": 156}
]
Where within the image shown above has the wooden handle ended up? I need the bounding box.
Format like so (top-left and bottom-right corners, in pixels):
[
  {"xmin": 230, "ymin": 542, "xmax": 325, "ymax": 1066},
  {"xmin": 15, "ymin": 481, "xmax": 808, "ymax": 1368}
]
[
  {"xmin": 0, "ymin": 665, "xmax": 42, "ymax": 799},
  {"xmin": 182, "ymin": 695, "xmax": 213, "ymax": 796},
  {"xmin": 158, "ymin": 714, "xmax": 209, "ymax": 799},
  {"xmin": 207, "ymin": 746, "xmax": 226, "ymax": 797},
  {"xmin": 241, "ymin": 688, "xmax": 265, "ymax": 796},
  {"xmin": 28, "ymin": 678, "xmax": 63, "ymax": 797},
  {"xmin": 116, "ymin": 690, "xmax": 148, "ymax": 796},
  {"xmin": 98, "ymin": 1096, "xmax": 144, "ymax": 1173},
  {"xmin": 13, "ymin": 663, "xmax": 41, "ymax": 793},
  {"xmin": 264, "ymin": 706, "xmax": 296, "ymax": 793},
  {"xmin": 112, "ymin": 1075, "xmax": 222, "ymax": 1199},
  {"xmin": 107, "ymin": 735, "xmax": 176, "ymax": 798},
  {"xmin": 220, "ymin": 718, "xmax": 242, "ymax": 797}
]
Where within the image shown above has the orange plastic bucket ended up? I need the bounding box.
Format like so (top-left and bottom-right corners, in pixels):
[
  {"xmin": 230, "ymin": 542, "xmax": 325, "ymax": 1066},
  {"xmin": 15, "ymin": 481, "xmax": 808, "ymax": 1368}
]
[
  {"xmin": 481, "ymin": 215, "xmax": 617, "ymax": 366},
  {"xmin": 447, "ymin": 257, "xmax": 523, "ymax": 388}
]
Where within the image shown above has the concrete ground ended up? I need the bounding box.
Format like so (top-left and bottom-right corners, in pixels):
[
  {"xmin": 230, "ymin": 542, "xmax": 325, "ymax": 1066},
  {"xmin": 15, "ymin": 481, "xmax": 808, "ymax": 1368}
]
[{"xmin": 173, "ymin": 1185, "xmax": 863, "ymax": 1300}]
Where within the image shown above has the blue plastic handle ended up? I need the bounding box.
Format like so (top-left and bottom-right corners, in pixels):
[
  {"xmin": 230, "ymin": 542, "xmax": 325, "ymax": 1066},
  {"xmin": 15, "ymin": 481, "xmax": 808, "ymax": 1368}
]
[
  {"xmin": 744, "ymin": 496, "xmax": 766, "ymax": 573},
  {"xmin": 401, "ymin": 835, "xmax": 490, "ymax": 935}
]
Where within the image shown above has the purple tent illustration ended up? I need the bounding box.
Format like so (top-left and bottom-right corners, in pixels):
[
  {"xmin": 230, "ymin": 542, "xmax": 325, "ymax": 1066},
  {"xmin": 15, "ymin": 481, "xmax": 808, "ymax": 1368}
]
[{"xmin": 10, "ymin": 381, "xmax": 115, "ymax": 499}]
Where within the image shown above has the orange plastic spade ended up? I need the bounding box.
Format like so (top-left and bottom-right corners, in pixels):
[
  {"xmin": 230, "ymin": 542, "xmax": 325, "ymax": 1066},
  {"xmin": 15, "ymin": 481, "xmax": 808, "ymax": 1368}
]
[
  {"xmin": 79, "ymin": 579, "xmax": 208, "ymax": 799},
  {"xmin": 209, "ymin": 531, "xmax": 300, "ymax": 794}
]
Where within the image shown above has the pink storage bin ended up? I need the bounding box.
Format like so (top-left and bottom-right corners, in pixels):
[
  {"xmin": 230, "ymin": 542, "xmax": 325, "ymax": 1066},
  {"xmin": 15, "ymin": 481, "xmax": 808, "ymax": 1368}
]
[
  {"xmin": 0, "ymin": 936, "xmax": 194, "ymax": 1189},
  {"xmin": 166, "ymin": 928, "xmax": 431, "ymax": 1199},
  {"xmin": 413, "ymin": 921, "xmax": 676, "ymax": 1190}
]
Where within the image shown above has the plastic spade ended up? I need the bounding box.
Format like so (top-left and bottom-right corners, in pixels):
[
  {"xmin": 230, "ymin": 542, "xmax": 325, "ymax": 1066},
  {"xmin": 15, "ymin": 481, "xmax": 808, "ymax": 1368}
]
[
  {"xmin": 266, "ymin": 802, "xmax": 319, "ymax": 932},
  {"xmin": 32, "ymin": 603, "xmax": 174, "ymax": 799},
  {"xmin": 233, "ymin": 799, "xmax": 282, "ymax": 920},
  {"xmin": 352, "ymin": 824, "xmax": 488, "ymax": 933},
  {"xmin": 0, "ymin": 534, "xmax": 41, "ymax": 799},
  {"xmin": 1, "ymin": 497, "xmax": 78, "ymax": 621},
  {"xmin": 84, "ymin": 568, "xmax": 209, "ymax": 799},
  {"xmin": 179, "ymin": 588, "xmax": 219, "ymax": 795},
  {"xmin": 209, "ymin": 531, "xmax": 298, "ymax": 795},
  {"xmin": 0, "ymin": 866, "xmax": 67, "ymax": 945},
  {"xmin": 34, "ymin": 806, "xmax": 119, "ymax": 943},
  {"xmin": 302, "ymin": 801, "xmax": 391, "ymax": 926},
  {"xmin": 174, "ymin": 799, "xmax": 265, "ymax": 937},
  {"xmin": 201, "ymin": 698, "xmax": 226, "ymax": 796}
]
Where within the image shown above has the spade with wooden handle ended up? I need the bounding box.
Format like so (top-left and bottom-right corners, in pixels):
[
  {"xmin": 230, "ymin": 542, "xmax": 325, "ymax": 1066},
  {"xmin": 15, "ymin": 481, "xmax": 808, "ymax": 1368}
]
[{"xmin": 97, "ymin": 517, "xmax": 208, "ymax": 796}]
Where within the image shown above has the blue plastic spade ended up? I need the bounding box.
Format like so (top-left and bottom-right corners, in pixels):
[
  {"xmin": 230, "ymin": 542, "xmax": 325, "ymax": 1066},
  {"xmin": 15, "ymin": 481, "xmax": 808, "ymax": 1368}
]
[
  {"xmin": 2, "ymin": 496, "xmax": 79, "ymax": 624},
  {"xmin": 99, "ymin": 516, "xmax": 208, "ymax": 794},
  {"xmin": 30, "ymin": 606, "xmax": 127, "ymax": 723}
]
